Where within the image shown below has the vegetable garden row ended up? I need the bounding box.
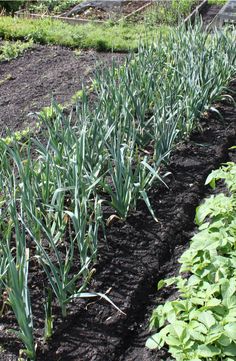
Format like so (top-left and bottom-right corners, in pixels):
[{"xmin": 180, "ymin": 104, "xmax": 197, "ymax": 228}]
[
  {"xmin": 148, "ymin": 161, "xmax": 236, "ymax": 360},
  {"xmin": 0, "ymin": 11, "xmax": 236, "ymax": 361}
]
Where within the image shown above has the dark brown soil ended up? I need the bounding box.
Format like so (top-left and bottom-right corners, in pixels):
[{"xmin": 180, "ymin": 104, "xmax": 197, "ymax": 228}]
[
  {"xmin": 201, "ymin": 3, "xmax": 223, "ymax": 27},
  {"xmin": 0, "ymin": 45, "xmax": 125, "ymax": 136},
  {"xmin": 1, "ymin": 78, "xmax": 235, "ymax": 361}
]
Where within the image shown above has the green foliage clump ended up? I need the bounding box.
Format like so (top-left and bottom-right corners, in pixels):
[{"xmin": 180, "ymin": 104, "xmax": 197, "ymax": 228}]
[
  {"xmin": 39, "ymin": 104, "xmax": 64, "ymax": 121},
  {"xmin": 28, "ymin": 0, "xmax": 81, "ymax": 14},
  {"xmin": 147, "ymin": 161, "xmax": 236, "ymax": 360},
  {"xmin": 141, "ymin": 0, "xmax": 196, "ymax": 26},
  {"xmin": 208, "ymin": 0, "xmax": 227, "ymax": 4},
  {"xmin": 1, "ymin": 127, "xmax": 31, "ymax": 145},
  {"xmin": 0, "ymin": 15, "xmax": 169, "ymax": 52},
  {"xmin": 0, "ymin": 40, "xmax": 33, "ymax": 62}
]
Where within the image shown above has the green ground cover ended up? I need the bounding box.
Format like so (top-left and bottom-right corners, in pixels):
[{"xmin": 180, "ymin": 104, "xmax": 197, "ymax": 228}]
[
  {"xmin": 0, "ymin": 0, "xmax": 228, "ymax": 51},
  {"xmin": 0, "ymin": 16, "xmax": 170, "ymax": 51},
  {"xmin": 147, "ymin": 160, "xmax": 236, "ymax": 360},
  {"xmin": 0, "ymin": 39, "xmax": 33, "ymax": 61}
]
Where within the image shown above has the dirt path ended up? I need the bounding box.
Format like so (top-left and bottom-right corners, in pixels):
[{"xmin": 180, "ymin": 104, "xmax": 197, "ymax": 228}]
[{"xmin": 0, "ymin": 45, "xmax": 124, "ymax": 136}]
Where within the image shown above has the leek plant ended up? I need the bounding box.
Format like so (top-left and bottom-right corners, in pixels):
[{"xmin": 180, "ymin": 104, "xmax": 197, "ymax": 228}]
[
  {"xmin": 2, "ymin": 206, "xmax": 35, "ymax": 360},
  {"xmin": 102, "ymin": 127, "xmax": 165, "ymax": 220},
  {"xmin": 24, "ymin": 210, "xmax": 91, "ymax": 318},
  {"xmin": 0, "ymin": 248, "xmax": 8, "ymax": 314},
  {"xmin": 44, "ymin": 288, "xmax": 53, "ymax": 341}
]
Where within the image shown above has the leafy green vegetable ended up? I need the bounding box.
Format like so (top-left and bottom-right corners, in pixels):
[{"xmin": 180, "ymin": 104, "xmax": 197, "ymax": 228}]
[{"xmin": 147, "ymin": 160, "xmax": 236, "ymax": 360}]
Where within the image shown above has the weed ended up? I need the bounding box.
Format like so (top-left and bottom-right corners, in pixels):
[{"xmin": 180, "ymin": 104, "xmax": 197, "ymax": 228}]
[{"xmin": 0, "ymin": 40, "xmax": 33, "ymax": 62}]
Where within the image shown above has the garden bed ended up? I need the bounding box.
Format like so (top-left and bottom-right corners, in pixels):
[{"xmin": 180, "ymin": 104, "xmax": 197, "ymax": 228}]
[
  {"xmin": 15, "ymin": 0, "xmax": 208, "ymax": 26},
  {"xmin": 0, "ymin": 20, "xmax": 235, "ymax": 361},
  {"xmin": 0, "ymin": 45, "xmax": 125, "ymax": 135},
  {"xmin": 1, "ymin": 78, "xmax": 235, "ymax": 361},
  {"xmin": 201, "ymin": 2, "xmax": 225, "ymax": 26},
  {"xmin": 15, "ymin": 1, "xmax": 152, "ymax": 25},
  {"xmin": 127, "ymin": 0, "xmax": 205, "ymax": 25}
]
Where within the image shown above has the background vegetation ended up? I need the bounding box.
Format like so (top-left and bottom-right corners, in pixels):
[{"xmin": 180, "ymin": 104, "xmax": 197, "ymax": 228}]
[
  {"xmin": 147, "ymin": 161, "xmax": 236, "ymax": 360},
  {"xmin": 0, "ymin": 16, "xmax": 169, "ymax": 51}
]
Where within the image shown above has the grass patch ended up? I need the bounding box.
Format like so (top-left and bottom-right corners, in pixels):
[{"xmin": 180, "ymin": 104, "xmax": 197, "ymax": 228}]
[
  {"xmin": 0, "ymin": 16, "xmax": 170, "ymax": 52},
  {"xmin": 208, "ymin": 0, "xmax": 227, "ymax": 4}
]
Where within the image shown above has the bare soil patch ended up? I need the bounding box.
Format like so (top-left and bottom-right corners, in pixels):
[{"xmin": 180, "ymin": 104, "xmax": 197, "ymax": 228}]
[
  {"xmin": 0, "ymin": 45, "xmax": 125, "ymax": 136},
  {"xmin": 201, "ymin": 3, "xmax": 224, "ymax": 26},
  {"xmin": 69, "ymin": 1, "xmax": 149, "ymax": 21}
]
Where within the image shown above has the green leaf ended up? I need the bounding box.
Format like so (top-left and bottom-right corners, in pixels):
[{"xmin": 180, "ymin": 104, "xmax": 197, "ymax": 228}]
[
  {"xmin": 195, "ymin": 205, "xmax": 207, "ymax": 225},
  {"xmin": 189, "ymin": 320, "xmax": 208, "ymax": 335},
  {"xmin": 222, "ymin": 279, "xmax": 236, "ymax": 300},
  {"xmin": 225, "ymin": 324, "xmax": 236, "ymax": 340},
  {"xmin": 205, "ymin": 172, "xmax": 216, "ymax": 189},
  {"xmin": 157, "ymin": 279, "xmax": 165, "ymax": 290},
  {"xmin": 170, "ymin": 321, "xmax": 187, "ymax": 341},
  {"xmin": 146, "ymin": 333, "xmax": 161, "ymax": 350},
  {"xmin": 224, "ymin": 344, "xmax": 236, "ymax": 356},
  {"xmin": 223, "ymin": 296, "xmax": 236, "ymax": 310},
  {"xmin": 189, "ymin": 329, "xmax": 205, "ymax": 342},
  {"xmin": 198, "ymin": 311, "xmax": 216, "ymax": 329},
  {"xmin": 166, "ymin": 335, "xmax": 182, "ymax": 347},
  {"xmin": 206, "ymin": 329, "xmax": 223, "ymax": 344},
  {"xmin": 197, "ymin": 344, "xmax": 221, "ymax": 357},
  {"xmin": 205, "ymin": 298, "xmax": 221, "ymax": 308},
  {"xmin": 167, "ymin": 310, "xmax": 177, "ymax": 324},
  {"xmin": 218, "ymin": 334, "xmax": 231, "ymax": 347}
]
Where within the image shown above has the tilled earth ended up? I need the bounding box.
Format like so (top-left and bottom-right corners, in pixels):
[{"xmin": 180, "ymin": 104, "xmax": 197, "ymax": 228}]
[
  {"xmin": 0, "ymin": 44, "xmax": 125, "ymax": 136},
  {"xmin": 201, "ymin": 3, "xmax": 224, "ymax": 27}
]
